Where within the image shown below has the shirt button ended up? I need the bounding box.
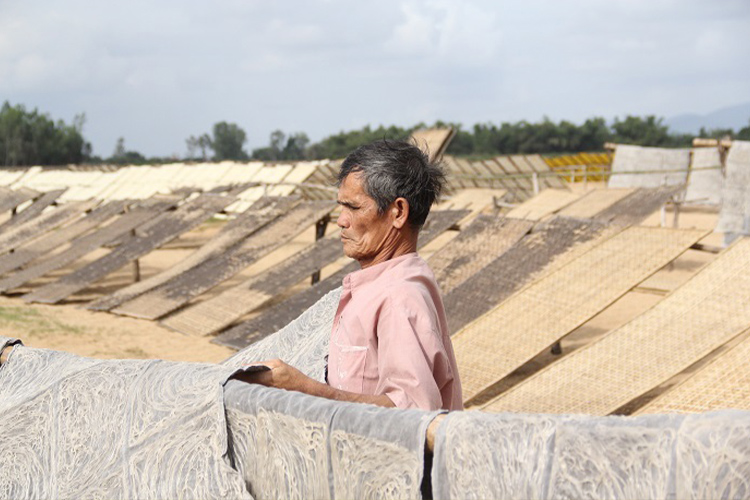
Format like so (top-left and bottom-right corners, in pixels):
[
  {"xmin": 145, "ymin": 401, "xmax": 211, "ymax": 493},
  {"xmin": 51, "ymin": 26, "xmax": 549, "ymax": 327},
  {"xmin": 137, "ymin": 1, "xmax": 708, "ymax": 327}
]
[{"xmin": 341, "ymin": 371, "xmax": 347, "ymax": 377}]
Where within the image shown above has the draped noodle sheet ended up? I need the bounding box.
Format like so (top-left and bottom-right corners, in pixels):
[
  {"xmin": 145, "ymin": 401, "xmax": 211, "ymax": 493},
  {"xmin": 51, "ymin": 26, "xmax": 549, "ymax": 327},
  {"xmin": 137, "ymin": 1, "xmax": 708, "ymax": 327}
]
[
  {"xmin": 224, "ymin": 381, "xmax": 439, "ymax": 500},
  {"xmin": 0, "ymin": 335, "xmax": 250, "ymax": 500},
  {"xmin": 221, "ymin": 287, "xmax": 342, "ymax": 380},
  {"xmin": 5, "ymin": 284, "xmax": 750, "ymax": 500},
  {"xmin": 432, "ymin": 410, "xmax": 750, "ymax": 500}
]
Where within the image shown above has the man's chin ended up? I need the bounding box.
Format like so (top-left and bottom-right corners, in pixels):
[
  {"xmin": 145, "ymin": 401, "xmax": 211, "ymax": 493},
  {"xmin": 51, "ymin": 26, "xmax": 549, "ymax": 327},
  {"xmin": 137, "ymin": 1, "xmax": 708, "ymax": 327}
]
[{"xmin": 341, "ymin": 244, "xmax": 361, "ymax": 261}]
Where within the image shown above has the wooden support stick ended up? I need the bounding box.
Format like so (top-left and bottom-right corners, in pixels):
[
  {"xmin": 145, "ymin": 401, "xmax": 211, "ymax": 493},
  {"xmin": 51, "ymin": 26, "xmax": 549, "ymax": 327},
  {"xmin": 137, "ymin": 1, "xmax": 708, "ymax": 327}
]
[
  {"xmin": 131, "ymin": 226, "xmax": 141, "ymax": 282},
  {"xmin": 311, "ymin": 215, "xmax": 330, "ymax": 285}
]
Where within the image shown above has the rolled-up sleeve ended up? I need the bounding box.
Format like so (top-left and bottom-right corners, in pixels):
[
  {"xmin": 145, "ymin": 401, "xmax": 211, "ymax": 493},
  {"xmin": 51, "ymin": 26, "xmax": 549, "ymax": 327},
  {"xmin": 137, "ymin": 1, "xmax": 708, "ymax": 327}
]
[{"xmin": 373, "ymin": 291, "xmax": 452, "ymax": 410}]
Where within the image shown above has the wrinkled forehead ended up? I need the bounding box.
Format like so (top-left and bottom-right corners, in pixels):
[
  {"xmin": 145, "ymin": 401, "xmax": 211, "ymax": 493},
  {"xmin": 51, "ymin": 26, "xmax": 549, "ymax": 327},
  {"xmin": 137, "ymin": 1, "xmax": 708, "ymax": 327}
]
[{"xmin": 337, "ymin": 171, "xmax": 370, "ymax": 201}]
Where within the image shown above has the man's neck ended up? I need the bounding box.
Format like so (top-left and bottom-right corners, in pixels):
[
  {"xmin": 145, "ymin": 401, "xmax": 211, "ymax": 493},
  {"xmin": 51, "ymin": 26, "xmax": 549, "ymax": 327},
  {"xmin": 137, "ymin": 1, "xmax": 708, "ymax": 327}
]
[{"xmin": 358, "ymin": 238, "xmax": 417, "ymax": 269}]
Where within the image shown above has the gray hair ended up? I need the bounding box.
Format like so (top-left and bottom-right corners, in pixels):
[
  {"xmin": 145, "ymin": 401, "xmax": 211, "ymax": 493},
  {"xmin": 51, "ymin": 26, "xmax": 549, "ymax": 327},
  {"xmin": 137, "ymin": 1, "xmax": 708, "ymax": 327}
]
[{"xmin": 337, "ymin": 140, "xmax": 445, "ymax": 228}]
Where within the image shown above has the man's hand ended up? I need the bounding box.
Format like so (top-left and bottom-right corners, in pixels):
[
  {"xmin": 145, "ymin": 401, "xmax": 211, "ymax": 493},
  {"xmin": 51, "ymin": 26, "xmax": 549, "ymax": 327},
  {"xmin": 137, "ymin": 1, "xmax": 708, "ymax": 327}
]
[
  {"xmin": 232, "ymin": 358, "xmax": 395, "ymax": 408},
  {"xmin": 235, "ymin": 359, "xmax": 310, "ymax": 392}
]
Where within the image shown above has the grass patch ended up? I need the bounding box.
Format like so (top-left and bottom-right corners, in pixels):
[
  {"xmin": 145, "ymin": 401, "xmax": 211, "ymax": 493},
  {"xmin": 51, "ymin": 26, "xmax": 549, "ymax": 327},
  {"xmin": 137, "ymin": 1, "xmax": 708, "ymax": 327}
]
[
  {"xmin": 0, "ymin": 305, "xmax": 42, "ymax": 323},
  {"xmin": 0, "ymin": 305, "xmax": 85, "ymax": 338}
]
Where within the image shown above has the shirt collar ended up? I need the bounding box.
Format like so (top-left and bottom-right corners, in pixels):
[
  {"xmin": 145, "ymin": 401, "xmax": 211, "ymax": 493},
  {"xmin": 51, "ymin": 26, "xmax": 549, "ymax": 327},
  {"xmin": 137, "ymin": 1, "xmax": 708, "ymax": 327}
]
[{"xmin": 343, "ymin": 252, "xmax": 418, "ymax": 293}]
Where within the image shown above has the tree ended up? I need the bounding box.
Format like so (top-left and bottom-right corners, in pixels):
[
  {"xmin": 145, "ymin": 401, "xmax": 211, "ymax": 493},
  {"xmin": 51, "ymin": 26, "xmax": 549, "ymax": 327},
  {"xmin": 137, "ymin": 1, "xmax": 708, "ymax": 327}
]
[
  {"xmin": 611, "ymin": 115, "xmax": 672, "ymax": 147},
  {"xmin": 197, "ymin": 134, "xmax": 212, "ymax": 161},
  {"xmin": 186, "ymin": 136, "xmax": 198, "ymax": 159},
  {"xmin": 252, "ymin": 130, "xmax": 311, "ymax": 161},
  {"xmin": 108, "ymin": 137, "xmax": 146, "ymax": 165},
  {"xmin": 0, "ymin": 101, "xmax": 91, "ymax": 166},
  {"xmin": 113, "ymin": 137, "xmax": 126, "ymax": 158},
  {"xmin": 738, "ymin": 120, "xmax": 750, "ymax": 141},
  {"xmin": 269, "ymin": 130, "xmax": 285, "ymax": 160},
  {"xmin": 212, "ymin": 122, "xmax": 248, "ymax": 160},
  {"xmin": 283, "ymin": 132, "xmax": 310, "ymax": 160},
  {"xmin": 185, "ymin": 133, "xmax": 213, "ymax": 161}
]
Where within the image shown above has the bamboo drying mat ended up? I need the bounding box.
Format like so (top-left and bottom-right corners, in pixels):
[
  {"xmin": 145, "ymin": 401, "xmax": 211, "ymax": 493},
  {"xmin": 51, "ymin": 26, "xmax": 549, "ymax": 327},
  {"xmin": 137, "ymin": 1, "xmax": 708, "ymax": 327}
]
[
  {"xmin": 595, "ymin": 186, "xmax": 683, "ymax": 226},
  {"xmin": 557, "ymin": 188, "xmax": 635, "ymax": 219},
  {"xmin": 112, "ymin": 201, "xmax": 335, "ymax": 320},
  {"xmin": 427, "ymin": 216, "xmax": 532, "ymax": 295},
  {"xmin": 0, "ymin": 200, "xmax": 97, "ymax": 255},
  {"xmin": 161, "ymin": 236, "xmax": 344, "ymax": 336},
  {"xmin": 436, "ymin": 188, "xmax": 504, "ymax": 214},
  {"xmin": 0, "ymin": 189, "xmax": 65, "ymax": 232},
  {"xmin": 444, "ymin": 217, "xmax": 623, "ymax": 334},
  {"xmin": 410, "ymin": 128, "xmax": 455, "ymax": 161},
  {"xmin": 636, "ymin": 329, "xmax": 750, "ymax": 414},
  {"xmin": 453, "ymin": 225, "xmax": 706, "ymax": 402},
  {"xmin": 0, "ymin": 200, "xmax": 127, "ymax": 275},
  {"xmin": 87, "ymin": 197, "xmax": 299, "ymax": 311},
  {"xmin": 0, "ymin": 199, "xmax": 178, "ymax": 294},
  {"xmin": 0, "ymin": 186, "xmax": 37, "ymax": 213},
  {"xmin": 22, "ymin": 193, "xmax": 232, "ymax": 304},
  {"xmin": 483, "ymin": 238, "xmax": 750, "ymax": 416},
  {"xmin": 525, "ymin": 154, "xmax": 568, "ymax": 189},
  {"xmin": 505, "ymin": 189, "xmax": 580, "ymax": 221}
]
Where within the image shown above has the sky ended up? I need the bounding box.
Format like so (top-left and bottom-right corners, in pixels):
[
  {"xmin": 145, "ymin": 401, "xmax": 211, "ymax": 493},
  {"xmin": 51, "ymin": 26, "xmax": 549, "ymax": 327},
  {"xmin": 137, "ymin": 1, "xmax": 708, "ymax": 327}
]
[{"xmin": 1, "ymin": 0, "xmax": 749, "ymax": 158}]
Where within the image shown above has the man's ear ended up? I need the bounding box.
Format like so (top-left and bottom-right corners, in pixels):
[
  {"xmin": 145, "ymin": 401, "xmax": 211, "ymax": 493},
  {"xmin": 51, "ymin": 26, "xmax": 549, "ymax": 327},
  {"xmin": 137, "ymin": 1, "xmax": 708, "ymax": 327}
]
[{"xmin": 391, "ymin": 198, "xmax": 410, "ymax": 229}]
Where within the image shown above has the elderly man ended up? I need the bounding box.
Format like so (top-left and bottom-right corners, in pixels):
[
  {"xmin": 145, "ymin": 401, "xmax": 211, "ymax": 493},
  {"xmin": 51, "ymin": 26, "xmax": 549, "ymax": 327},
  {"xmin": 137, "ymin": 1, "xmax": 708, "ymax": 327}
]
[{"xmin": 242, "ymin": 140, "xmax": 462, "ymax": 411}]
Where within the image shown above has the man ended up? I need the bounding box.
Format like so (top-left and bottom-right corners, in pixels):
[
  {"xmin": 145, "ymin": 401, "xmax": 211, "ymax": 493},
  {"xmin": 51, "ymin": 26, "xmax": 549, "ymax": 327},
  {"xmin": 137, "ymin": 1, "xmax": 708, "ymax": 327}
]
[{"xmin": 239, "ymin": 140, "xmax": 462, "ymax": 411}]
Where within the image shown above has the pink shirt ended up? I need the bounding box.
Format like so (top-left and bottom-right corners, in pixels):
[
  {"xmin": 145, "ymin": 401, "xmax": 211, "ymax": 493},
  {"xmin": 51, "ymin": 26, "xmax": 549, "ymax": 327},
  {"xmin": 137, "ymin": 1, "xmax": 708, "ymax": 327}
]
[{"xmin": 327, "ymin": 252, "xmax": 463, "ymax": 411}]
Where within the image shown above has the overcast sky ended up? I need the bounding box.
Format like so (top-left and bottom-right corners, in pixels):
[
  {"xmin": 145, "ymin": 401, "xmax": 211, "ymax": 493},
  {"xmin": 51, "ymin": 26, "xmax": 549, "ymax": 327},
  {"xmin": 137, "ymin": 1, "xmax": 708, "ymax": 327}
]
[{"xmin": 1, "ymin": 0, "xmax": 749, "ymax": 157}]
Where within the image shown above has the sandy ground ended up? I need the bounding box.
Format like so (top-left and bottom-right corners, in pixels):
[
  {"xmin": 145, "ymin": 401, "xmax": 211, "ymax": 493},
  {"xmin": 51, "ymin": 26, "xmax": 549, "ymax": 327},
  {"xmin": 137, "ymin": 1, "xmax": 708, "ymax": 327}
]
[{"xmin": 1, "ymin": 186, "xmax": 722, "ymax": 389}]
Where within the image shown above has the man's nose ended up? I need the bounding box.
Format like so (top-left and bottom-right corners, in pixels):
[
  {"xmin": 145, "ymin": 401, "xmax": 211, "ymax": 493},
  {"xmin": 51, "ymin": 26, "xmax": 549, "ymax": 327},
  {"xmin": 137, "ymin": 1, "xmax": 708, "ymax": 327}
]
[{"xmin": 336, "ymin": 211, "xmax": 348, "ymax": 228}]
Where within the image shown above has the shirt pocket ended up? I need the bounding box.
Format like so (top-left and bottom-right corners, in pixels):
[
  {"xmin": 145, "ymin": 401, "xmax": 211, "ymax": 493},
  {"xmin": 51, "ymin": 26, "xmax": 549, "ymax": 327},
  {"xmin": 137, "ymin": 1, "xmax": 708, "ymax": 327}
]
[{"xmin": 334, "ymin": 344, "xmax": 368, "ymax": 394}]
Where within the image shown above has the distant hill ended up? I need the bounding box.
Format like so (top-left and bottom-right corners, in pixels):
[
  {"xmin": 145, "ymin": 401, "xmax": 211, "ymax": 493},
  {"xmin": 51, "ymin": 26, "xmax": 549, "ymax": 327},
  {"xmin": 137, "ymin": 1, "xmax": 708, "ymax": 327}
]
[{"xmin": 666, "ymin": 102, "xmax": 750, "ymax": 134}]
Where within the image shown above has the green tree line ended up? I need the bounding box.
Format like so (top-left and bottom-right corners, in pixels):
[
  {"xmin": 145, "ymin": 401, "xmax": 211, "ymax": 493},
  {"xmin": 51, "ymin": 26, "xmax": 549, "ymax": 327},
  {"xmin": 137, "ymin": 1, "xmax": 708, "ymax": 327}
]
[
  {"xmin": 2, "ymin": 99, "xmax": 749, "ymax": 166},
  {"xmin": 0, "ymin": 101, "xmax": 91, "ymax": 166}
]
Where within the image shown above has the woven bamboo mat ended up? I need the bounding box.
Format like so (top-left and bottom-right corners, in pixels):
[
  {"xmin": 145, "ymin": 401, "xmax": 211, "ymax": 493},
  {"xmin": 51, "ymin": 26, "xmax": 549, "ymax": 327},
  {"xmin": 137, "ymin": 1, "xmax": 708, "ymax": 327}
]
[
  {"xmin": 636, "ymin": 329, "xmax": 750, "ymax": 414},
  {"xmin": 87, "ymin": 197, "xmax": 300, "ymax": 312},
  {"xmin": 0, "ymin": 189, "xmax": 65, "ymax": 232},
  {"xmin": 436, "ymin": 188, "xmax": 503, "ymax": 214},
  {"xmin": 477, "ymin": 159, "xmax": 517, "ymax": 194},
  {"xmin": 453, "ymin": 225, "xmax": 706, "ymax": 402},
  {"xmin": 0, "ymin": 200, "xmax": 97, "ymax": 255},
  {"xmin": 444, "ymin": 217, "xmax": 623, "ymax": 335},
  {"xmin": 525, "ymin": 154, "xmax": 568, "ymax": 189},
  {"xmin": 112, "ymin": 201, "xmax": 335, "ymax": 320},
  {"xmin": 409, "ymin": 128, "xmax": 455, "ymax": 161},
  {"xmin": 495, "ymin": 156, "xmax": 533, "ymax": 199},
  {"xmin": 557, "ymin": 188, "xmax": 635, "ymax": 219},
  {"xmin": 443, "ymin": 157, "xmax": 481, "ymax": 190},
  {"xmin": 161, "ymin": 236, "xmax": 344, "ymax": 336},
  {"xmin": 505, "ymin": 189, "xmax": 580, "ymax": 221},
  {"xmin": 0, "ymin": 187, "xmax": 37, "ymax": 213},
  {"xmin": 0, "ymin": 199, "xmax": 177, "ymax": 294},
  {"xmin": 483, "ymin": 237, "xmax": 750, "ymax": 416},
  {"xmin": 22, "ymin": 193, "xmax": 233, "ymax": 304},
  {"xmin": 0, "ymin": 201, "xmax": 127, "ymax": 276},
  {"xmin": 427, "ymin": 216, "xmax": 532, "ymax": 295},
  {"xmin": 595, "ymin": 186, "xmax": 683, "ymax": 226}
]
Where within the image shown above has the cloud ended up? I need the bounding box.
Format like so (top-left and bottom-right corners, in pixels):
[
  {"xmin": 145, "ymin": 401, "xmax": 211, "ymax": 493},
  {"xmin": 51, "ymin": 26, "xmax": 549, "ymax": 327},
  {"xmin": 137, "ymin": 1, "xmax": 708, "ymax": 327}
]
[
  {"xmin": 0, "ymin": 0, "xmax": 747, "ymax": 157},
  {"xmin": 385, "ymin": 0, "xmax": 502, "ymax": 66}
]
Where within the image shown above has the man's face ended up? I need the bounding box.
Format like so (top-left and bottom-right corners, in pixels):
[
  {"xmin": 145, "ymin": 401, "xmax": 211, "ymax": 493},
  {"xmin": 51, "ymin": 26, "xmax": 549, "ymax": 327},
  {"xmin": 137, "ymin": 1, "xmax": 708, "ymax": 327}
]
[{"xmin": 336, "ymin": 172, "xmax": 395, "ymax": 266}]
